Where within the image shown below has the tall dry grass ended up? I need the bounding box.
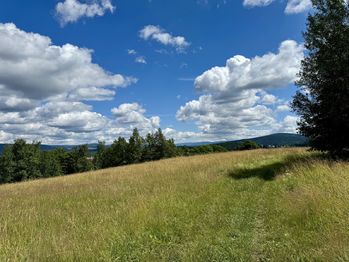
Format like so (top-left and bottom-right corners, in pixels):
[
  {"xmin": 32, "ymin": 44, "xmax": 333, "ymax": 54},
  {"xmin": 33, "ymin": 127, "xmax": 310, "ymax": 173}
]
[{"xmin": 0, "ymin": 148, "xmax": 348, "ymax": 261}]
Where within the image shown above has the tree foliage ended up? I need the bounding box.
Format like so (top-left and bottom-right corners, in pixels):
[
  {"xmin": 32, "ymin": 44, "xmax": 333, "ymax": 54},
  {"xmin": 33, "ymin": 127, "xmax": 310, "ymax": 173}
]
[
  {"xmin": 235, "ymin": 140, "xmax": 260, "ymax": 151},
  {"xmin": 292, "ymin": 0, "xmax": 349, "ymax": 157},
  {"xmin": 0, "ymin": 141, "xmax": 93, "ymax": 184},
  {"xmin": 178, "ymin": 145, "xmax": 228, "ymax": 156},
  {"xmin": 96, "ymin": 128, "xmax": 178, "ymax": 169}
]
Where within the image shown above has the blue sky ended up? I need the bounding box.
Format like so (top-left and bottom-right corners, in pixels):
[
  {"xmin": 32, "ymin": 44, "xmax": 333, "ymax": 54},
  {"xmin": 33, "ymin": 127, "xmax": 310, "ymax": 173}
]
[{"xmin": 0, "ymin": 0, "xmax": 310, "ymax": 144}]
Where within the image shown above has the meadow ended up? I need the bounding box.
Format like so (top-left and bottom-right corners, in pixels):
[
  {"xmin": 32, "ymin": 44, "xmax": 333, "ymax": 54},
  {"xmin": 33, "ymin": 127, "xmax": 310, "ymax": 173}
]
[{"xmin": 0, "ymin": 148, "xmax": 349, "ymax": 261}]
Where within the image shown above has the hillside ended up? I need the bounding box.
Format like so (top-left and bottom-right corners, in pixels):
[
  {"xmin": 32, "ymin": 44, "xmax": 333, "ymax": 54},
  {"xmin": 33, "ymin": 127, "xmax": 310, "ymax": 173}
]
[
  {"xmin": 1, "ymin": 148, "xmax": 349, "ymax": 261},
  {"xmin": 215, "ymin": 133, "xmax": 307, "ymax": 150}
]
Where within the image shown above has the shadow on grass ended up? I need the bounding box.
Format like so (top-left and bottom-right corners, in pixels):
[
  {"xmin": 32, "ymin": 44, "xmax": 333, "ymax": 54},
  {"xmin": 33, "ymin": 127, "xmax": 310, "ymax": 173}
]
[{"xmin": 229, "ymin": 153, "xmax": 323, "ymax": 181}]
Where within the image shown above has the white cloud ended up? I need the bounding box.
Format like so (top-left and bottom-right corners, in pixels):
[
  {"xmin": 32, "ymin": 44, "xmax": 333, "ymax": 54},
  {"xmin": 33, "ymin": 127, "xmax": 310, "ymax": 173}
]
[
  {"xmin": 0, "ymin": 101, "xmax": 162, "ymax": 145},
  {"xmin": 111, "ymin": 103, "xmax": 160, "ymax": 131},
  {"xmin": 276, "ymin": 104, "xmax": 291, "ymax": 112},
  {"xmin": 194, "ymin": 40, "xmax": 303, "ymax": 95},
  {"xmin": 127, "ymin": 49, "xmax": 137, "ymax": 55},
  {"xmin": 285, "ymin": 0, "xmax": 312, "ymax": 14},
  {"xmin": 139, "ymin": 25, "xmax": 190, "ymax": 52},
  {"xmin": 243, "ymin": 0, "xmax": 312, "ymax": 14},
  {"xmin": 48, "ymin": 111, "xmax": 108, "ymax": 133},
  {"xmin": 243, "ymin": 0, "xmax": 273, "ymax": 7},
  {"xmin": 0, "ymin": 23, "xmax": 163, "ymax": 145},
  {"xmin": 0, "ymin": 95, "xmax": 37, "ymax": 112},
  {"xmin": 277, "ymin": 115, "xmax": 299, "ymax": 133},
  {"xmin": 176, "ymin": 40, "xmax": 303, "ymax": 141},
  {"xmin": 55, "ymin": 0, "xmax": 115, "ymax": 26},
  {"xmin": 0, "ymin": 23, "xmax": 135, "ymax": 105},
  {"xmin": 261, "ymin": 93, "xmax": 278, "ymax": 105},
  {"xmin": 163, "ymin": 128, "xmax": 209, "ymax": 143},
  {"xmin": 135, "ymin": 56, "xmax": 147, "ymax": 64}
]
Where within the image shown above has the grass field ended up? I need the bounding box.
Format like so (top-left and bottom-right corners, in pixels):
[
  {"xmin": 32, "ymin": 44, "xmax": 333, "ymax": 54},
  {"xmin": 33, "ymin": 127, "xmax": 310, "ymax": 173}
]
[{"xmin": 1, "ymin": 148, "xmax": 349, "ymax": 261}]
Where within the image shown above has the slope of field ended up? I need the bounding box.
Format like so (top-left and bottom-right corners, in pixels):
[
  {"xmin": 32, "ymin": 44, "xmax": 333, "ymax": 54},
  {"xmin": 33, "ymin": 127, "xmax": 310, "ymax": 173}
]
[{"xmin": 0, "ymin": 148, "xmax": 348, "ymax": 261}]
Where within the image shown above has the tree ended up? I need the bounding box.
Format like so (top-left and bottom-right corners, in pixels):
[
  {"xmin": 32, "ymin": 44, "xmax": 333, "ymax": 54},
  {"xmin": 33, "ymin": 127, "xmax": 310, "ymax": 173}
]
[
  {"xmin": 142, "ymin": 129, "xmax": 177, "ymax": 161},
  {"xmin": 142, "ymin": 133, "xmax": 157, "ymax": 161},
  {"xmin": 40, "ymin": 151, "xmax": 63, "ymax": 178},
  {"xmin": 12, "ymin": 139, "xmax": 42, "ymax": 181},
  {"xmin": 236, "ymin": 140, "xmax": 260, "ymax": 151},
  {"xmin": 127, "ymin": 128, "xmax": 144, "ymax": 164},
  {"xmin": 0, "ymin": 140, "xmax": 42, "ymax": 182},
  {"xmin": 292, "ymin": 0, "xmax": 349, "ymax": 157},
  {"xmin": 153, "ymin": 128, "xmax": 167, "ymax": 160},
  {"xmin": 94, "ymin": 141, "xmax": 107, "ymax": 169},
  {"xmin": 0, "ymin": 146, "xmax": 15, "ymax": 183},
  {"xmin": 164, "ymin": 138, "xmax": 178, "ymax": 158},
  {"xmin": 70, "ymin": 145, "xmax": 94, "ymax": 173},
  {"xmin": 54, "ymin": 148, "xmax": 75, "ymax": 175},
  {"xmin": 110, "ymin": 137, "xmax": 129, "ymax": 166}
]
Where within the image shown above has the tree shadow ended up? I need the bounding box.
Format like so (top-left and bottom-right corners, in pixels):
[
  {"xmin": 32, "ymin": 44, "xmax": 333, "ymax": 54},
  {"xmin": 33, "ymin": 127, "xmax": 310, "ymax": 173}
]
[{"xmin": 229, "ymin": 153, "xmax": 323, "ymax": 181}]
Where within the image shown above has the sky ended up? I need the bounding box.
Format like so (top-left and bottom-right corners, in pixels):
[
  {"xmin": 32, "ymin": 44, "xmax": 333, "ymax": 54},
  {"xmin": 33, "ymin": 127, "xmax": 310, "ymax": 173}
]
[{"xmin": 0, "ymin": 0, "xmax": 310, "ymax": 145}]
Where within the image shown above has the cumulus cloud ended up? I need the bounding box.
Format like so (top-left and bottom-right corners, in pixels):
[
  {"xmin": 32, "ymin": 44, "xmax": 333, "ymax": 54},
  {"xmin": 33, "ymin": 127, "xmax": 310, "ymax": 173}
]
[
  {"xmin": 163, "ymin": 128, "xmax": 209, "ymax": 143},
  {"xmin": 55, "ymin": 0, "xmax": 115, "ymax": 26},
  {"xmin": 277, "ymin": 115, "xmax": 299, "ymax": 133},
  {"xmin": 243, "ymin": 0, "xmax": 312, "ymax": 14},
  {"xmin": 261, "ymin": 93, "xmax": 278, "ymax": 105},
  {"xmin": 0, "ymin": 23, "xmax": 162, "ymax": 145},
  {"xmin": 285, "ymin": 0, "xmax": 312, "ymax": 14},
  {"xmin": 195, "ymin": 40, "xmax": 303, "ymax": 95},
  {"xmin": 0, "ymin": 101, "xmax": 162, "ymax": 145},
  {"xmin": 111, "ymin": 103, "xmax": 160, "ymax": 132},
  {"xmin": 0, "ymin": 23, "xmax": 135, "ymax": 104},
  {"xmin": 276, "ymin": 104, "xmax": 291, "ymax": 112},
  {"xmin": 139, "ymin": 25, "xmax": 190, "ymax": 52},
  {"xmin": 48, "ymin": 112, "xmax": 107, "ymax": 133},
  {"xmin": 176, "ymin": 40, "xmax": 303, "ymax": 141}
]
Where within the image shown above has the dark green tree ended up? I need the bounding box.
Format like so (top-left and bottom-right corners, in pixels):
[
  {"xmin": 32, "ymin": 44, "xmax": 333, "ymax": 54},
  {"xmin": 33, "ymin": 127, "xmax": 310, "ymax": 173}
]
[
  {"xmin": 142, "ymin": 133, "xmax": 157, "ymax": 161},
  {"xmin": 54, "ymin": 148, "xmax": 75, "ymax": 175},
  {"xmin": 12, "ymin": 139, "xmax": 42, "ymax": 181},
  {"xmin": 94, "ymin": 141, "xmax": 107, "ymax": 169},
  {"xmin": 127, "ymin": 128, "xmax": 144, "ymax": 164},
  {"xmin": 71, "ymin": 145, "xmax": 94, "ymax": 173},
  {"xmin": 153, "ymin": 128, "xmax": 167, "ymax": 160},
  {"xmin": 292, "ymin": 0, "xmax": 349, "ymax": 157},
  {"xmin": 40, "ymin": 151, "xmax": 63, "ymax": 178},
  {"xmin": 164, "ymin": 138, "xmax": 178, "ymax": 158},
  {"xmin": 0, "ymin": 140, "xmax": 42, "ymax": 182},
  {"xmin": 236, "ymin": 140, "xmax": 260, "ymax": 151},
  {"xmin": 110, "ymin": 137, "xmax": 129, "ymax": 166},
  {"xmin": 0, "ymin": 146, "xmax": 15, "ymax": 183}
]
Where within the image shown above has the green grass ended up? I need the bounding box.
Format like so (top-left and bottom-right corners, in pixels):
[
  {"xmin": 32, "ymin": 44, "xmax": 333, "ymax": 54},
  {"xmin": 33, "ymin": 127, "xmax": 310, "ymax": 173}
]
[{"xmin": 1, "ymin": 148, "xmax": 349, "ymax": 261}]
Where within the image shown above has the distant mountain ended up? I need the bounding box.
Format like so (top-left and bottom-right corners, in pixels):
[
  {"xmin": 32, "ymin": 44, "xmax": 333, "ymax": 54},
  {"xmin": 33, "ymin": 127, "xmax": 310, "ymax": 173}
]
[
  {"xmin": 0, "ymin": 143, "xmax": 99, "ymax": 154},
  {"xmin": 215, "ymin": 133, "xmax": 308, "ymax": 150},
  {"xmin": 176, "ymin": 141, "xmax": 220, "ymax": 147},
  {"xmin": 178, "ymin": 133, "xmax": 308, "ymax": 150}
]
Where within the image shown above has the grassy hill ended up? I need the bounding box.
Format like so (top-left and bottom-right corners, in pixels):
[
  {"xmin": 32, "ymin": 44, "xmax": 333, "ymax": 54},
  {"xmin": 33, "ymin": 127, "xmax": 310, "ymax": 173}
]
[{"xmin": 1, "ymin": 148, "xmax": 349, "ymax": 261}]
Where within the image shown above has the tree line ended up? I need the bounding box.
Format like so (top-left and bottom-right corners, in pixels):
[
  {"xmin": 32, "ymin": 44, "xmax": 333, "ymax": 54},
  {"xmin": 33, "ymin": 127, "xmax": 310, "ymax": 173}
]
[{"xmin": 0, "ymin": 128, "xmax": 228, "ymax": 185}]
